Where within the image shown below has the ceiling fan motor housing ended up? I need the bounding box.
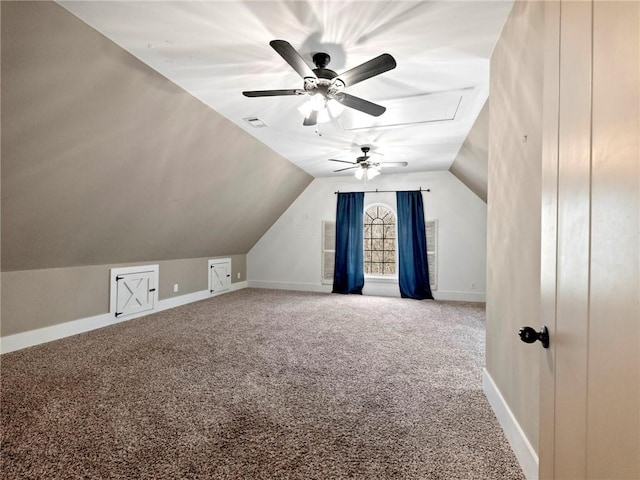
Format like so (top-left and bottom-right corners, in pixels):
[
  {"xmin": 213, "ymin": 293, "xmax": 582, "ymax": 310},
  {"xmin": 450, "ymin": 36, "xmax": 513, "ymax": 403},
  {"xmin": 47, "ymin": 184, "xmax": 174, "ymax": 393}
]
[
  {"xmin": 356, "ymin": 147, "xmax": 371, "ymax": 164},
  {"xmin": 306, "ymin": 52, "xmax": 345, "ymax": 97},
  {"xmin": 312, "ymin": 52, "xmax": 331, "ymax": 68}
]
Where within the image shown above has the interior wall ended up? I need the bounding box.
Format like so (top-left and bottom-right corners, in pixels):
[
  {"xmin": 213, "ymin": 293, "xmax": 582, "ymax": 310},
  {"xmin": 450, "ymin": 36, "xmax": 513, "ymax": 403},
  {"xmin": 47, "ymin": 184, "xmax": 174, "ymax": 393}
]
[
  {"xmin": 1, "ymin": 1, "xmax": 312, "ymax": 272},
  {"xmin": 248, "ymin": 171, "xmax": 487, "ymax": 302},
  {"xmin": 449, "ymin": 100, "xmax": 489, "ymax": 202},
  {"xmin": 486, "ymin": 0, "xmax": 544, "ymax": 456},
  {"xmin": 1, "ymin": 1, "xmax": 311, "ymax": 337},
  {"xmin": 1, "ymin": 255, "xmax": 245, "ymax": 337}
]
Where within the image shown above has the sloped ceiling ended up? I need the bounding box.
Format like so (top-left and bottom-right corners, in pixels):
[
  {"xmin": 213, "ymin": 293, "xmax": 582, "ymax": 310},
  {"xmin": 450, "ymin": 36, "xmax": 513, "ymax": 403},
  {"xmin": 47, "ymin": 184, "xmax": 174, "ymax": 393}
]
[
  {"xmin": 1, "ymin": 1, "xmax": 312, "ymax": 271},
  {"xmin": 57, "ymin": 0, "xmax": 513, "ymax": 177},
  {"xmin": 449, "ymin": 100, "xmax": 489, "ymax": 202},
  {"xmin": 2, "ymin": 1, "xmax": 509, "ymax": 271}
]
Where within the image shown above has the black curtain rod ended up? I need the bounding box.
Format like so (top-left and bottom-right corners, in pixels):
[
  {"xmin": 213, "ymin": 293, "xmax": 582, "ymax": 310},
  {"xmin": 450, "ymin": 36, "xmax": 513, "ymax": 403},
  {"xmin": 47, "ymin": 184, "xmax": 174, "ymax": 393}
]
[{"xmin": 334, "ymin": 187, "xmax": 431, "ymax": 194}]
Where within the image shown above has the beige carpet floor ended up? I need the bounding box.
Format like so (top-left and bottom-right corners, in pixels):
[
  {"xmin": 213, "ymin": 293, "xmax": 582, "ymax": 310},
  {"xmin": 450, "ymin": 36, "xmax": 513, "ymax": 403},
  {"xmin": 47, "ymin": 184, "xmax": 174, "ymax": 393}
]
[{"xmin": 1, "ymin": 288, "xmax": 524, "ymax": 479}]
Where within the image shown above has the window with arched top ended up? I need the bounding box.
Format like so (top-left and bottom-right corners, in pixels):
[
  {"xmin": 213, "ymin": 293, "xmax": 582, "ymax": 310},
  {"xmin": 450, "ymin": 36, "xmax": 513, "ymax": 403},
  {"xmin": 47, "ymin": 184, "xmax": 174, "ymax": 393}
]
[{"xmin": 364, "ymin": 205, "xmax": 397, "ymax": 275}]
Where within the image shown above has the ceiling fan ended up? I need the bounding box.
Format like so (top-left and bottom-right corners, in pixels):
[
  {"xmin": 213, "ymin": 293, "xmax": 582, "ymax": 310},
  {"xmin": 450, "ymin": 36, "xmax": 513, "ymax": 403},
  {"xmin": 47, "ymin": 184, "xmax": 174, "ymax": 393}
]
[
  {"xmin": 329, "ymin": 147, "xmax": 408, "ymax": 180},
  {"xmin": 243, "ymin": 40, "xmax": 396, "ymax": 126}
]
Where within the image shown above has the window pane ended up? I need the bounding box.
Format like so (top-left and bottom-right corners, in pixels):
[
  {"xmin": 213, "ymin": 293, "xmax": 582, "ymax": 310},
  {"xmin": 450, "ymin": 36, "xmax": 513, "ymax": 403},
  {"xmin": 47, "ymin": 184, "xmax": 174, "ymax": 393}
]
[
  {"xmin": 384, "ymin": 225, "xmax": 396, "ymax": 238},
  {"xmin": 383, "ymin": 263, "xmax": 396, "ymax": 275},
  {"xmin": 363, "ymin": 205, "xmax": 397, "ymax": 277}
]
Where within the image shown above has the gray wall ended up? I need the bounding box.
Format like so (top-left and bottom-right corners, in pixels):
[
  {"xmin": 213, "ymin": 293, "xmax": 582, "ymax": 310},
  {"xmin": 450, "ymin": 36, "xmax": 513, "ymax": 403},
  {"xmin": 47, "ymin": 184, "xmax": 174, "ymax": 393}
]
[
  {"xmin": 1, "ymin": 256, "xmax": 245, "ymax": 336},
  {"xmin": 486, "ymin": 0, "xmax": 544, "ymax": 454},
  {"xmin": 1, "ymin": 2, "xmax": 312, "ymax": 336}
]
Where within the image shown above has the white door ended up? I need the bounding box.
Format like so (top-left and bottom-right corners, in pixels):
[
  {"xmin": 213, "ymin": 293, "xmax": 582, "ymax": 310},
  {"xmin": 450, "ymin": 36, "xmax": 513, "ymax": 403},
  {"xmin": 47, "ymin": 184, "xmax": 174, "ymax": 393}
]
[
  {"xmin": 114, "ymin": 271, "xmax": 156, "ymax": 318},
  {"xmin": 209, "ymin": 259, "xmax": 231, "ymax": 294},
  {"xmin": 539, "ymin": 2, "xmax": 639, "ymax": 478}
]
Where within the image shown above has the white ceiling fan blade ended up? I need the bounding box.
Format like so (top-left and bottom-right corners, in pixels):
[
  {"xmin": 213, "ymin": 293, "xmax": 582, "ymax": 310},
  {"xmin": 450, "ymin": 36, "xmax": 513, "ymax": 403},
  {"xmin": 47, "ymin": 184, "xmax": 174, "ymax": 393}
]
[
  {"xmin": 328, "ymin": 159, "xmax": 357, "ymax": 165},
  {"xmin": 378, "ymin": 162, "xmax": 408, "ymax": 167},
  {"xmin": 333, "ymin": 166, "xmax": 360, "ymax": 173}
]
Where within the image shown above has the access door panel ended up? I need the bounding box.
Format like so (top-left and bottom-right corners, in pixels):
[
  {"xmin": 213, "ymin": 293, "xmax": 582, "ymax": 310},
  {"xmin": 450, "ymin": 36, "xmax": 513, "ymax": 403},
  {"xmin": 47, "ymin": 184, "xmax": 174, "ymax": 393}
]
[
  {"xmin": 209, "ymin": 259, "xmax": 231, "ymax": 295},
  {"xmin": 110, "ymin": 265, "xmax": 159, "ymax": 320}
]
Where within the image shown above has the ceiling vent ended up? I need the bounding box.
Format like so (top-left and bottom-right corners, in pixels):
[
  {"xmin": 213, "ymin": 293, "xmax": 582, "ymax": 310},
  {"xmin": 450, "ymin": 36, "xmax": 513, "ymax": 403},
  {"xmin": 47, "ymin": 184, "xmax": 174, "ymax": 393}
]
[{"xmin": 243, "ymin": 116, "xmax": 268, "ymax": 128}]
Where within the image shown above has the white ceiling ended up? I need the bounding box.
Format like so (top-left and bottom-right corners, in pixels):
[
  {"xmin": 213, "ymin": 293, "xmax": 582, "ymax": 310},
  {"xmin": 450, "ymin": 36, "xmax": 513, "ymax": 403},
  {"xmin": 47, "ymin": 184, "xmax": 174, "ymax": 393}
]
[{"xmin": 58, "ymin": 0, "xmax": 513, "ymax": 178}]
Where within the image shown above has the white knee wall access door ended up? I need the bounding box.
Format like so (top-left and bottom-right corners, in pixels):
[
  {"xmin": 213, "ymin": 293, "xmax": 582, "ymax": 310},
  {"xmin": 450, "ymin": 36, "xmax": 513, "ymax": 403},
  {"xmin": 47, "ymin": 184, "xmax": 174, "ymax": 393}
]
[
  {"xmin": 110, "ymin": 265, "xmax": 159, "ymax": 320},
  {"xmin": 209, "ymin": 258, "xmax": 231, "ymax": 295}
]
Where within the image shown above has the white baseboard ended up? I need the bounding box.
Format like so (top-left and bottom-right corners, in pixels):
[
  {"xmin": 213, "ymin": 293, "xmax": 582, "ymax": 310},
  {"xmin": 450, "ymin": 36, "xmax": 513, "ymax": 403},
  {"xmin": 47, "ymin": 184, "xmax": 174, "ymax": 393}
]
[
  {"xmin": 248, "ymin": 280, "xmax": 485, "ymax": 302},
  {"xmin": 483, "ymin": 368, "xmax": 539, "ymax": 480},
  {"xmin": 0, "ymin": 282, "xmax": 247, "ymax": 355},
  {"xmin": 1, "ymin": 312, "xmax": 114, "ymax": 355},
  {"xmin": 248, "ymin": 280, "xmax": 401, "ymax": 297},
  {"xmin": 434, "ymin": 290, "xmax": 486, "ymax": 302},
  {"xmin": 156, "ymin": 280, "xmax": 247, "ymax": 312},
  {"xmin": 229, "ymin": 280, "xmax": 248, "ymax": 292},
  {"xmin": 362, "ymin": 281, "xmax": 400, "ymax": 297},
  {"xmin": 248, "ymin": 280, "xmax": 332, "ymax": 293}
]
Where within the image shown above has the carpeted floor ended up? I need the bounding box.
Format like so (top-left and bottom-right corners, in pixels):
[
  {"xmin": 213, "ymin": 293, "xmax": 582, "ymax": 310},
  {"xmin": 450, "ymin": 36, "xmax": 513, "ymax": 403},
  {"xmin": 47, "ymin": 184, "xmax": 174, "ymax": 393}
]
[{"xmin": 1, "ymin": 289, "xmax": 524, "ymax": 479}]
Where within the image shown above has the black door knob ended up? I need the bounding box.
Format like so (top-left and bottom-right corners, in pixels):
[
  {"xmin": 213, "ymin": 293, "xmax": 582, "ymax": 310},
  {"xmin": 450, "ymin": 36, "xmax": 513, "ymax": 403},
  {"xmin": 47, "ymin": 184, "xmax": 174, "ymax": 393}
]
[{"xmin": 518, "ymin": 325, "xmax": 550, "ymax": 348}]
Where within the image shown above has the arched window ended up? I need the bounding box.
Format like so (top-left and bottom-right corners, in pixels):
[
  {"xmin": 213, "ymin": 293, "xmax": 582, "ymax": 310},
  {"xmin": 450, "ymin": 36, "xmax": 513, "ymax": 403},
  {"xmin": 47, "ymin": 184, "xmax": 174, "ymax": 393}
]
[{"xmin": 364, "ymin": 205, "xmax": 396, "ymax": 275}]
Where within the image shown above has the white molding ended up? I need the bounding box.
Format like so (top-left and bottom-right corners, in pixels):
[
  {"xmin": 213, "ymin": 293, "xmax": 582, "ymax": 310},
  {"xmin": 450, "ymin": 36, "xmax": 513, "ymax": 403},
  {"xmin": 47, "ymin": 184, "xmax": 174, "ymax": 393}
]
[
  {"xmin": 229, "ymin": 280, "xmax": 248, "ymax": 292},
  {"xmin": 483, "ymin": 368, "xmax": 539, "ymax": 480},
  {"xmin": 248, "ymin": 280, "xmax": 332, "ymax": 293},
  {"xmin": 1, "ymin": 312, "xmax": 113, "ymax": 355},
  {"xmin": 248, "ymin": 280, "xmax": 485, "ymax": 302},
  {"xmin": 362, "ymin": 280, "xmax": 400, "ymax": 297},
  {"xmin": 156, "ymin": 290, "xmax": 212, "ymax": 312},
  {"xmin": 433, "ymin": 290, "xmax": 486, "ymax": 302},
  {"xmin": 0, "ymin": 284, "xmax": 247, "ymax": 355},
  {"xmin": 156, "ymin": 280, "xmax": 247, "ymax": 312}
]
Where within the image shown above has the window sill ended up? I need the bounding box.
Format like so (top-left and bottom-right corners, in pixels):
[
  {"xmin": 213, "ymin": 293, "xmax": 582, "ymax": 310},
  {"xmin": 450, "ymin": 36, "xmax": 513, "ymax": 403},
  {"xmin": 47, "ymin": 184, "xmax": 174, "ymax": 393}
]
[{"xmin": 364, "ymin": 275, "xmax": 398, "ymax": 284}]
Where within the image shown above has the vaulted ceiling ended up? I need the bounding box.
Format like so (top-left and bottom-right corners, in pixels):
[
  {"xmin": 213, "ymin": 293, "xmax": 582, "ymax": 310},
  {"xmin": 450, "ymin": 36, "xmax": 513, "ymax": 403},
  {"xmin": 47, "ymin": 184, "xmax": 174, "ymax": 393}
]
[
  {"xmin": 58, "ymin": 1, "xmax": 512, "ymax": 178},
  {"xmin": 2, "ymin": 1, "xmax": 509, "ymax": 272}
]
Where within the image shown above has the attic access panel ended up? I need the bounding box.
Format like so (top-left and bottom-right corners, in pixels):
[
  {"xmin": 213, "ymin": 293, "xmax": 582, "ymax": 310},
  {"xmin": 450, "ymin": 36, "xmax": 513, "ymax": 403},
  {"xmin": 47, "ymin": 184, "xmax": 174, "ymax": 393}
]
[
  {"xmin": 208, "ymin": 258, "xmax": 231, "ymax": 295},
  {"xmin": 110, "ymin": 265, "xmax": 159, "ymax": 320},
  {"xmin": 337, "ymin": 89, "xmax": 469, "ymax": 131}
]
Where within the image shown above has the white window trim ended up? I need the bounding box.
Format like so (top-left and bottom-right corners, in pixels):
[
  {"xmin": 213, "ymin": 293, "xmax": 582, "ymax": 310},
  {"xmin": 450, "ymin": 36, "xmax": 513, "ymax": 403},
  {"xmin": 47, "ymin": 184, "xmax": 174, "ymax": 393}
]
[
  {"xmin": 321, "ymin": 220, "xmax": 336, "ymax": 285},
  {"xmin": 365, "ymin": 274, "xmax": 399, "ymax": 283},
  {"xmin": 426, "ymin": 219, "xmax": 438, "ymax": 291}
]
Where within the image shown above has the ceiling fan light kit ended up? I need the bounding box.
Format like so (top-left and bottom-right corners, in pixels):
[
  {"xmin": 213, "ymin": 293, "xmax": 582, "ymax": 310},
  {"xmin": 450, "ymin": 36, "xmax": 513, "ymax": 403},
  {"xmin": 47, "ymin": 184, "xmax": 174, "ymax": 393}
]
[
  {"xmin": 326, "ymin": 99, "xmax": 345, "ymax": 117},
  {"xmin": 354, "ymin": 164, "xmax": 381, "ymax": 182},
  {"xmin": 297, "ymin": 94, "xmax": 343, "ymax": 124},
  {"xmin": 328, "ymin": 146, "xmax": 408, "ymax": 182}
]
